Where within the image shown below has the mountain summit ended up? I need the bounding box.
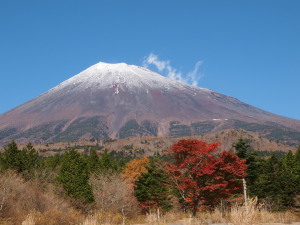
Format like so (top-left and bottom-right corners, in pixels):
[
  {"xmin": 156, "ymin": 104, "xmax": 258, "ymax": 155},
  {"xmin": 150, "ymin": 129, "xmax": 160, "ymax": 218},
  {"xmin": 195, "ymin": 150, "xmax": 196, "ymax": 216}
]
[{"xmin": 1, "ymin": 62, "xmax": 300, "ymax": 145}]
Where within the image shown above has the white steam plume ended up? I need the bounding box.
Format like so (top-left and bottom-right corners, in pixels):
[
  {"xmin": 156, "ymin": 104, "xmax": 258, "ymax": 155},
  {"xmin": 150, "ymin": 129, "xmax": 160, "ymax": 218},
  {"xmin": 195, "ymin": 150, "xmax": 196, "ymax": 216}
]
[
  {"xmin": 186, "ymin": 61, "xmax": 204, "ymax": 86},
  {"xmin": 142, "ymin": 53, "xmax": 203, "ymax": 86}
]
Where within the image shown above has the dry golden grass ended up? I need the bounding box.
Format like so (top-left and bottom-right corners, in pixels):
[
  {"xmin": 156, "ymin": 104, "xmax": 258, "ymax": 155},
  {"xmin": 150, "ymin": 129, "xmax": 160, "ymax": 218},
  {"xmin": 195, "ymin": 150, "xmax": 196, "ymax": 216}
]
[
  {"xmin": 79, "ymin": 210, "xmax": 186, "ymax": 225},
  {"xmin": 21, "ymin": 212, "xmax": 36, "ymax": 225},
  {"xmin": 192, "ymin": 198, "xmax": 300, "ymax": 225},
  {"xmin": 227, "ymin": 198, "xmax": 299, "ymax": 225},
  {"xmin": 79, "ymin": 211, "xmax": 124, "ymax": 225},
  {"xmin": 14, "ymin": 206, "xmax": 300, "ymax": 225}
]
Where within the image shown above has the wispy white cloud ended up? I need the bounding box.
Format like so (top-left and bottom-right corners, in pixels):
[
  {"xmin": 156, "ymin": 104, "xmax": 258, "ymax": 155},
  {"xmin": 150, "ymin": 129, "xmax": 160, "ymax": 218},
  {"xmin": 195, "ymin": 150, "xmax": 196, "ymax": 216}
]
[
  {"xmin": 143, "ymin": 53, "xmax": 168, "ymax": 72},
  {"xmin": 142, "ymin": 53, "xmax": 204, "ymax": 86},
  {"xmin": 186, "ymin": 60, "xmax": 204, "ymax": 86},
  {"xmin": 142, "ymin": 53, "xmax": 183, "ymax": 82}
]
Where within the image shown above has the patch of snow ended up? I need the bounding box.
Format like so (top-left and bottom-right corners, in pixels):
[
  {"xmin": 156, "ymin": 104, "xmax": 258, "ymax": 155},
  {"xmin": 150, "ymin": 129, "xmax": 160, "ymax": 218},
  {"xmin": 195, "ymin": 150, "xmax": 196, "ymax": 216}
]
[{"xmin": 115, "ymin": 85, "xmax": 119, "ymax": 94}]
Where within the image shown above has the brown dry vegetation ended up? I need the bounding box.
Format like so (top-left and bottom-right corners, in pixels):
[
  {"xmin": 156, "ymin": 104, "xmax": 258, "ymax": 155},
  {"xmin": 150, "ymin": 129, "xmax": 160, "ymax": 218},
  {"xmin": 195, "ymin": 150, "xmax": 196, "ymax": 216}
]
[
  {"xmin": 17, "ymin": 206, "xmax": 300, "ymax": 225},
  {"xmin": 90, "ymin": 172, "xmax": 140, "ymax": 217},
  {"xmin": 77, "ymin": 198, "xmax": 300, "ymax": 225},
  {"xmin": 13, "ymin": 129, "xmax": 296, "ymax": 157},
  {"xmin": 0, "ymin": 170, "xmax": 141, "ymax": 225},
  {"xmin": 0, "ymin": 171, "xmax": 82, "ymax": 225},
  {"xmin": 1, "ymin": 170, "xmax": 299, "ymax": 225}
]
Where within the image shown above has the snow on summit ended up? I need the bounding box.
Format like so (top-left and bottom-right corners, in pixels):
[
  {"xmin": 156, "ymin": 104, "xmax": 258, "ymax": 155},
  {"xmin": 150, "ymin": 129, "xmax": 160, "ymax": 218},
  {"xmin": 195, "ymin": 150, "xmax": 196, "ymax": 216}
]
[{"xmin": 51, "ymin": 62, "xmax": 209, "ymax": 94}]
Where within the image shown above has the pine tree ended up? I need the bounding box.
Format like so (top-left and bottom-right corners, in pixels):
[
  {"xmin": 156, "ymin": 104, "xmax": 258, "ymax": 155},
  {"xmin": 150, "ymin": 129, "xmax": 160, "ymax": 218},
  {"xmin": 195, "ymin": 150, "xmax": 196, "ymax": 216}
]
[
  {"xmin": 295, "ymin": 146, "xmax": 300, "ymax": 198},
  {"xmin": 232, "ymin": 138, "xmax": 262, "ymax": 196},
  {"xmin": 99, "ymin": 149, "xmax": 119, "ymax": 172},
  {"xmin": 295, "ymin": 146, "xmax": 300, "ymax": 179},
  {"xmin": 0, "ymin": 141, "xmax": 22, "ymax": 172},
  {"xmin": 56, "ymin": 149, "xmax": 94, "ymax": 203},
  {"xmin": 255, "ymin": 154, "xmax": 285, "ymax": 209},
  {"xmin": 134, "ymin": 159, "xmax": 172, "ymax": 213},
  {"xmin": 44, "ymin": 154, "xmax": 62, "ymax": 169},
  {"xmin": 20, "ymin": 142, "xmax": 40, "ymax": 179},
  {"xmin": 0, "ymin": 141, "xmax": 41, "ymax": 180},
  {"xmin": 244, "ymin": 151, "xmax": 263, "ymax": 195},
  {"xmin": 233, "ymin": 138, "xmax": 251, "ymax": 159},
  {"xmin": 87, "ymin": 148, "xmax": 100, "ymax": 173},
  {"xmin": 281, "ymin": 151, "xmax": 300, "ymax": 207}
]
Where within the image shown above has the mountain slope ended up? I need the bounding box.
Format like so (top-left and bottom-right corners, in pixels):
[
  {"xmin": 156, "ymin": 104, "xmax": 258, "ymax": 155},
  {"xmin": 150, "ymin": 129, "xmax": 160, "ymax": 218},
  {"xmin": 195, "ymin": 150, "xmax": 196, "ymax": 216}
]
[
  {"xmin": 1, "ymin": 62, "xmax": 300, "ymax": 145},
  {"xmin": 18, "ymin": 129, "xmax": 296, "ymax": 157}
]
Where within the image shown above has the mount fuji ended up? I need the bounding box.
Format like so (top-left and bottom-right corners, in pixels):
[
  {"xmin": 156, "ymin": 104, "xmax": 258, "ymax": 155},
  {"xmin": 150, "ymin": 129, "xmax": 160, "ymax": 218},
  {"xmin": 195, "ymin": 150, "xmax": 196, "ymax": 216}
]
[{"xmin": 1, "ymin": 62, "xmax": 300, "ymax": 145}]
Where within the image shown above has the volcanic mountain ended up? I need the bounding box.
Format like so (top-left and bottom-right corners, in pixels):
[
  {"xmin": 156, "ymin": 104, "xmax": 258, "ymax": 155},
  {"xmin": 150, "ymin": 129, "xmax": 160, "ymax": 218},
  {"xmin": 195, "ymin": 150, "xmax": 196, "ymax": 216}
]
[{"xmin": 1, "ymin": 62, "xmax": 300, "ymax": 145}]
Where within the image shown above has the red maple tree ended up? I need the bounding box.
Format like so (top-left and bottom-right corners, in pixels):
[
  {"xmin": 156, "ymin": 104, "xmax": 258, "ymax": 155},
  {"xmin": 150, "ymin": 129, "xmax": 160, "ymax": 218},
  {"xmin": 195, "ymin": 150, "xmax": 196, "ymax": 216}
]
[{"xmin": 165, "ymin": 139, "xmax": 247, "ymax": 216}]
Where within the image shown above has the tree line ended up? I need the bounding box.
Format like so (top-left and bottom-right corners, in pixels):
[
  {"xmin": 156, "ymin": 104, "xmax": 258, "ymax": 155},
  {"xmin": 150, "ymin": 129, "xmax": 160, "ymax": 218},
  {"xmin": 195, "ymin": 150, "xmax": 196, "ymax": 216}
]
[
  {"xmin": 233, "ymin": 138, "xmax": 300, "ymax": 210},
  {"xmin": 0, "ymin": 138, "xmax": 299, "ymax": 217}
]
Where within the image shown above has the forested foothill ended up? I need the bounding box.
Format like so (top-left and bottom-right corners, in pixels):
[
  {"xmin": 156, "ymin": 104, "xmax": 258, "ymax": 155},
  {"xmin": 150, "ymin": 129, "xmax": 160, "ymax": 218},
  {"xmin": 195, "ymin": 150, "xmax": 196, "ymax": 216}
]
[{"xmin": 0, "ymin": 138, "xmax": 299, "ymax": 224}]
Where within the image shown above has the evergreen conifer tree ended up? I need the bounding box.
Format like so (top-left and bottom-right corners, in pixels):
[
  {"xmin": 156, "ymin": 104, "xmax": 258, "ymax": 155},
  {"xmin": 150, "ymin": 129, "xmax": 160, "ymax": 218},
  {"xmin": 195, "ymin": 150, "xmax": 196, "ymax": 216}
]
[
  {"xmin": 87, "ymin": 148, "xmax": 100, "ymax": 173},
  {"xmin": 0, "ymin": 141, "xmax": 22, "ymax": 172},
  {"xmin": 232, "ymin": 138, "xmax": 263, "ymax": 196},
  {"xmin": 281, "ymin": 151, "xmax": 300, "ymax": 207},
  {"xmin": 56, "ymin": 149, "xmax": 94, "ymax": 203},
  {"xmin": 134, "ymin": 158, "xmax": 172, "ymax": 213},
  {"xmin": 99, "ymin": 149, "xmax": 119, "ymax": 172},
  {"xmin": 44, "ymin": 154, "xmax": 62, "ymax": 169},
  {"xmin": 256, "ymin": 153, "xmax": 285, "ymax": 209},
  {"xmin": 233, "ymin": 138, "xmax": 250, "ymax": 159},
  {"xmin": 0, "ymin": 141, "xmax": 41, "ymax": 180},
  {"xmin": 295, "ymin": 146, "xmax": 300, "ymax": 180},
  {"xmin": 20, "ymin": 142, "xmax": 40, "ymax": 179}
]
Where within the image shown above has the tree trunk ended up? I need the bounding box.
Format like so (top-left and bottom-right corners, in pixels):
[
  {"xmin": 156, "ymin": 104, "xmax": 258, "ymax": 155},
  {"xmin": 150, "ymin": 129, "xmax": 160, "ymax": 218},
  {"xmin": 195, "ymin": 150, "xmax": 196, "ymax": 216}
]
[
  {"xmin": 192, "ymin": 197, "xmax": 200, "ymax": 217},
  {"xmin": 243, "ymin": 178, "xmax": 248, "ymax": 212}
]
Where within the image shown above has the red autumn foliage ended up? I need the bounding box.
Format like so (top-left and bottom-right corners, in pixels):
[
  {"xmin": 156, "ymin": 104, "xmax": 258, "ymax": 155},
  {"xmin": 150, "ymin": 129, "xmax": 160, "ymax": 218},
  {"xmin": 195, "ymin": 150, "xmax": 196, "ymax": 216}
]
[{"xmin": 165, "ymin": 139, "xmax": 247, "ymax": 216}]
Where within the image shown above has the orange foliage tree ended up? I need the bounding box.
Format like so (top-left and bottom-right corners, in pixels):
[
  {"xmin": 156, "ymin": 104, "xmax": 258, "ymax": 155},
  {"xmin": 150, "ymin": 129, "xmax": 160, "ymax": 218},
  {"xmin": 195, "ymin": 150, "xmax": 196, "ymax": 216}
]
[
  {"xmin": 165, "ymin": 139, "xmax": 247, "ymax": 216},
  {"xmin": 121, "ymin": 157, "xmax": 150, "ymax": 184}
]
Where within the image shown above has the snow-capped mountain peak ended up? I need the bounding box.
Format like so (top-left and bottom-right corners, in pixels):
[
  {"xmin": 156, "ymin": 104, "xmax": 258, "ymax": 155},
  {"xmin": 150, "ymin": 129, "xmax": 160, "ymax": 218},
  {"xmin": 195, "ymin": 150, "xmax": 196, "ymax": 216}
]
[
  {"xmin": 0, "ymin": 61, "xmax": 300, "ymax": 145},
  {"xmin": 51, "ymin": 62, "xmax": 209, "ymax": 94}
]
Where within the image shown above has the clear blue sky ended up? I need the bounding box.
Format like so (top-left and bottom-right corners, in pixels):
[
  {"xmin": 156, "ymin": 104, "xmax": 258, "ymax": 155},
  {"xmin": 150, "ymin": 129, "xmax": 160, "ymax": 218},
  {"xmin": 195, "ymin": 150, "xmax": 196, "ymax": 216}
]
[{"xmin": 1, "ymin": 0, "xmax": 299, "ymax": 120}]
